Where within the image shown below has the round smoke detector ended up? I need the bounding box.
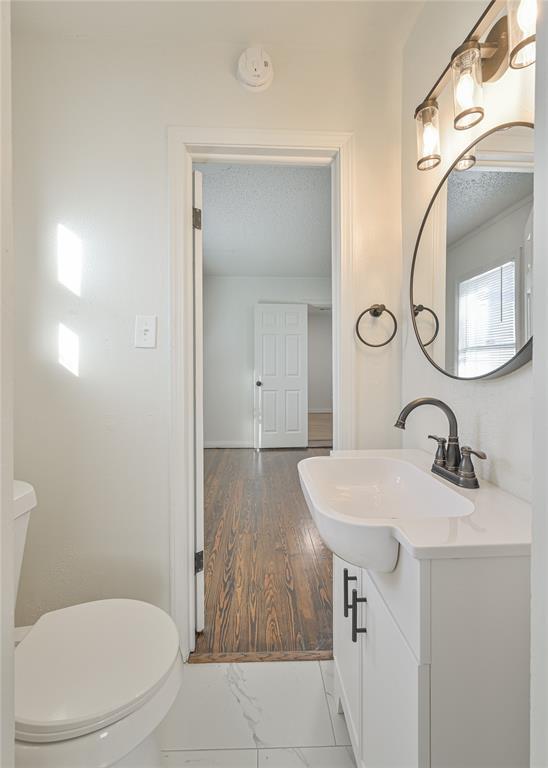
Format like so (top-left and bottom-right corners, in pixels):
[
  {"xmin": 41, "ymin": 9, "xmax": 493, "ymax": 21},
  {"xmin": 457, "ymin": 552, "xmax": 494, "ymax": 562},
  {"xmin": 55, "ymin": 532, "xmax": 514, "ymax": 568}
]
[{"xmin": 237, "ymin": 47, "xmax": 273, "ymax": 92}]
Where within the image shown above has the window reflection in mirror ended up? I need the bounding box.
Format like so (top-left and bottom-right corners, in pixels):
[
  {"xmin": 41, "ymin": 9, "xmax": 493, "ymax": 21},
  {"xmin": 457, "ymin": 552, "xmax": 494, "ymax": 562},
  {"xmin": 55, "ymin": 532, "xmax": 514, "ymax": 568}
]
[{"xmin": 412, "ymin": 124, "xmax": 534, "ymax": 379}]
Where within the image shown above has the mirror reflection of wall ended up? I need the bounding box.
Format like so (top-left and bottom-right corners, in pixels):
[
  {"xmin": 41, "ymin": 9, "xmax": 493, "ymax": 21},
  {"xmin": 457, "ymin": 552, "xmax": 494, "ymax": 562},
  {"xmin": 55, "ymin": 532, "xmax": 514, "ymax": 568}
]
[{"xmin": 413, "ymin": 124, "xmax": 534, "ymax": 379}]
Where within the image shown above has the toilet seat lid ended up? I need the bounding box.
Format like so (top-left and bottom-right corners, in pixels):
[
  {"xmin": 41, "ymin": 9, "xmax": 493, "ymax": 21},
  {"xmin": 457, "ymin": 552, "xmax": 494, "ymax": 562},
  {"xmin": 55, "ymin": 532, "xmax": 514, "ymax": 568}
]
[{"xmin": 15, "ymin": 599, "xmax": 180, "ymax": 743}]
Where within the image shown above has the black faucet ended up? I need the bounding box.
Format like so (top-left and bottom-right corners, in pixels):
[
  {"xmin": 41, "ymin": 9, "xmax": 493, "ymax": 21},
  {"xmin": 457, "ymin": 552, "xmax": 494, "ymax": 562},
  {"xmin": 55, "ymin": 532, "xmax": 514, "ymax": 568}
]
[{"xmin": 394, "ymin": 397, "xmax": 486, "ymax": 489}]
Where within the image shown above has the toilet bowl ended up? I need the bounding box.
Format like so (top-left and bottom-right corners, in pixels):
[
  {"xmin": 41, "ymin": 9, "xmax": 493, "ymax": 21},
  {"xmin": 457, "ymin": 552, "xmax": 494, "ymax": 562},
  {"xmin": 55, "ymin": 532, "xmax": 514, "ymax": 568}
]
[{"xmin": 13, "ymin": 485, "xmax": 183, "ymax": 767}]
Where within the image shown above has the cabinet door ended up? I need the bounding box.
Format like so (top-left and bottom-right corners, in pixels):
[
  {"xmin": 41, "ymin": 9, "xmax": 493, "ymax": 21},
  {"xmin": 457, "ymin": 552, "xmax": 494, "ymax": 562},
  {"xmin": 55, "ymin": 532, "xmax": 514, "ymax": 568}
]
[
  {"xmin": 333, "ymin": 555, "xmax": 364, "ymax": 754},
  {"xmin": 362, "ymin": 573, "xmax": 426, "ymax": 768}
]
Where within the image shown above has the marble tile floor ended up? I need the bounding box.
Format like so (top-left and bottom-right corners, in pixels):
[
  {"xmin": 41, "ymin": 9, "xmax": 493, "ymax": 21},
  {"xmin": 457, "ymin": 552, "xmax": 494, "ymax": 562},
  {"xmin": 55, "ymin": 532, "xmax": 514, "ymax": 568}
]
[{"xmin": 159, "ymin": 661, "xmax": 355, "ymax": 768}]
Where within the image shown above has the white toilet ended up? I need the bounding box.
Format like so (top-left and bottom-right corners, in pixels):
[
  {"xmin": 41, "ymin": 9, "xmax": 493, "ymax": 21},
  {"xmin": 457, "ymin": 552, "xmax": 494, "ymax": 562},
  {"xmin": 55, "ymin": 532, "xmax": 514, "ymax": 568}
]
[{"xmin": 13, "ymin": 482, "xmax": 183, "ymax": 768}]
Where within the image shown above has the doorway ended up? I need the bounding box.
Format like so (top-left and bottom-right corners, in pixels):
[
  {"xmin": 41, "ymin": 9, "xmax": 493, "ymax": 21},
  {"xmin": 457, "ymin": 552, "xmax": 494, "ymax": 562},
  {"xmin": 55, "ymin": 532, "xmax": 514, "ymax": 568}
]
[
  {"xmin": 168, "ymin": 128, "xmax": 354, "ymax": 661},
  {"xmin": 308, "ymin": 305, "xmax": 333, "ymax": 448},
  {"xmin": 193, "ymin": 162, "xmax": 334, "ymax": 660}
]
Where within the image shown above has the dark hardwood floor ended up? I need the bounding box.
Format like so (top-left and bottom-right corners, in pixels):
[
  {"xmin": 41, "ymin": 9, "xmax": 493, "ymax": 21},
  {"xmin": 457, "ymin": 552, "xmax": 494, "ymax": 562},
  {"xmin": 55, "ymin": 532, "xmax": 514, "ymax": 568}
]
[{"xmin": 190, "ymin": 448, "xmax": 333, "ymax": 662}]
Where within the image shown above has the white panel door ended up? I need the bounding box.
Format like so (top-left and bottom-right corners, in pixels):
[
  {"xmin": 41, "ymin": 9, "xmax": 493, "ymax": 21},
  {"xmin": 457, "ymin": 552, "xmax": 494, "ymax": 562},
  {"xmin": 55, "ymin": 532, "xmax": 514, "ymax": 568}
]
[
  {"xmin": 254, "ymin": 303, "xmax": 308, "ymax": 448},
  {"xmin": 193, "ymin": 170, "xmax": 205, "ymax": 634}
]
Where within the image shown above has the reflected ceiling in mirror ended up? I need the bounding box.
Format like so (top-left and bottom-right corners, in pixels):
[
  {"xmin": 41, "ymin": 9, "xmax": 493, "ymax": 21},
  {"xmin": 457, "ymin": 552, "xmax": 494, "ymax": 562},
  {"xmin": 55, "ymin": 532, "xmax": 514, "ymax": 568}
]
[{"xmin": 411, "ymin": 122, "xmax": 534, "ymax": 380}]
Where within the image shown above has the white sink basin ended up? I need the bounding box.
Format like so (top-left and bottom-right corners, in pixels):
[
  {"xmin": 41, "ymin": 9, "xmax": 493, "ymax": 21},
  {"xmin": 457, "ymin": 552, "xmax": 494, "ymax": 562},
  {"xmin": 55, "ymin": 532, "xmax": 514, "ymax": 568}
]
[{"xmin": 298, "ymin": 453, "xmax": 474, "ymax": 571}]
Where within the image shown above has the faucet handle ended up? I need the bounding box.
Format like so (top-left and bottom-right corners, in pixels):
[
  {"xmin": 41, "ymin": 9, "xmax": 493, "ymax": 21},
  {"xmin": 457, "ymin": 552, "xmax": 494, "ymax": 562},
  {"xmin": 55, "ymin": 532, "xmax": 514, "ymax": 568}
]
[
  {"xmin": 428, "ymin": 435, "xmax": 447, "ymax": 467},
  {"xmin": 461, "ymin": 446, "xmax": 487, "ymax": 460},
  {"xmin": 458, "ymin": 446, "xmax": 487, "ymax": 488},
  {"xmin": 428, "ymin": 434, "xmax": 447, "ymax": 444}
]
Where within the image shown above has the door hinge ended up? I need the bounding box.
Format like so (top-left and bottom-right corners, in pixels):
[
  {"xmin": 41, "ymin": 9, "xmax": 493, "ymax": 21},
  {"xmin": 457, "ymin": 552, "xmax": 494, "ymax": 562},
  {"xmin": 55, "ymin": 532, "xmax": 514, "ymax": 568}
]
[
  {"xmin": 193, "ymin": 207, "xmax": 202, "ymax": 230},
  {"xmin": 195, "ymin": 550, "xmax": 204, "ymax": 574}
]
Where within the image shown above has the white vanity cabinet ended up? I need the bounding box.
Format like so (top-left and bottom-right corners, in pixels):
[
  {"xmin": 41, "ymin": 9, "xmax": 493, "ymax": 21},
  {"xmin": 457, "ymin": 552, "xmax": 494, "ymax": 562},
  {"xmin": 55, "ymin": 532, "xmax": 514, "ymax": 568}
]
[
  {"xmin": 361, "ymin": 572, "xmax": 425, "ymax": 768},
  {"xmin": 333, "ymin": 555, "xmax": 363, "ymax": 753},
  {"xmin": 333, "ymin": 548, "xmax": 530, "ymax": 768}
]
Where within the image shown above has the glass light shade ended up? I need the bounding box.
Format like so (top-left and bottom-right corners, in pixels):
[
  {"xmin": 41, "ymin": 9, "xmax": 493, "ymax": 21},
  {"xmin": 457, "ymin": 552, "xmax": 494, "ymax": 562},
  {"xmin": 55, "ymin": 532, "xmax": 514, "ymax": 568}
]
[
  {"xmin": 415, "ymin": 99, "xmax": 441, "ymax": 171},
  {"xmin": 451, "ymin": 42, "xmax": 484, "ymax": 130},
  {"xmin": 455, "ymin": 150, "xmax": 476, "ymax": 171},
  {"xmin": 508, "ymin": 0, "xmax": 537, "ymax": 68}
]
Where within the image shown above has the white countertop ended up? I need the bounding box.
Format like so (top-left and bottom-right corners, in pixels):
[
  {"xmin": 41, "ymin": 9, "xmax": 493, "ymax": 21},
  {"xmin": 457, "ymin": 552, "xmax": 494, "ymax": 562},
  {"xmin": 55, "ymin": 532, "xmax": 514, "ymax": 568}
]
[{"xmin": 331, "ymin": 449, "xmax": 531, "ymax": 560}]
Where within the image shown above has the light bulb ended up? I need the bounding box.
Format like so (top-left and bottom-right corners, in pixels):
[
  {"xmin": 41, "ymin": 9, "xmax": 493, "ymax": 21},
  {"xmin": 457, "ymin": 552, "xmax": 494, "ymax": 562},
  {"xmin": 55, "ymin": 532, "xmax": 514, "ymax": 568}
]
[
  {"xmin": 517, "ymin": 0, "xmax": 537, "ymax": 35},
  {"xmin": 451, "ymin": 42, "xmax": 484, "ymax": 130},
  {"xmin": 415, "ymin": 98, "xmax": 441, "ymax": 171},
  {"xmin": 509, "ymin": 0, "xmax": 538, "ymax": 68},
  {"xmin": 422, "ymin": 123, "xmax": 438, "ymax": 156},
  {"xmin": 456, "ymin": 71, "xmax": 475, "ymax": 111}
]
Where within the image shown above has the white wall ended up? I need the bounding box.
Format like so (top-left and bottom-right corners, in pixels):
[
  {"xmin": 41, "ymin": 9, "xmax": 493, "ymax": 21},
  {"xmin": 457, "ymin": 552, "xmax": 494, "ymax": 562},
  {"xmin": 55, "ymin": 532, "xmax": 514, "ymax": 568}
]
[
  {"xmin": 308, "ymin": 309, "xmax": 332, "ymax": 413},
  {"xmin": 401, "ymin": 2, "xmax": 535, "ymax": 501},
  {"xmin": 412, "ymin": 186, "xmax": 447, "ymax": 367},
  {"xmin": 12, "ymin": 1, "xmax": 414, "ymax": 624},
  {"xmin": 531, "ymin": 4, "xmax": 548, "ymax": 764},
  {"xmin": 203, "ymin": 276, "xmax": 330, "ymax": 446}
]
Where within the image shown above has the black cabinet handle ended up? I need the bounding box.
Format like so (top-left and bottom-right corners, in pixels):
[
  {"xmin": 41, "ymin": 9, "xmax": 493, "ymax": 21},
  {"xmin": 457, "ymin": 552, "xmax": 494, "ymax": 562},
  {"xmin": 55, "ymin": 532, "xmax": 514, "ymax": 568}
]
[
  {"xmin": 351, "ymin": 589, "xmax": 367, "ymax": 643},
  {"xmin": 343, "ymin": 568, "xmax": 358, "ymax": 618}
]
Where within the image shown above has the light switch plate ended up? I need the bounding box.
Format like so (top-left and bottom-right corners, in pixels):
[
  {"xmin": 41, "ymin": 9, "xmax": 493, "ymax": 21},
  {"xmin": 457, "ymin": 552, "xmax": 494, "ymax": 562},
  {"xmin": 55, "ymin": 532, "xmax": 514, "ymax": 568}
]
[{"xmin": 134, "ymin": 315, "xmax": 157, "ymax": 348}]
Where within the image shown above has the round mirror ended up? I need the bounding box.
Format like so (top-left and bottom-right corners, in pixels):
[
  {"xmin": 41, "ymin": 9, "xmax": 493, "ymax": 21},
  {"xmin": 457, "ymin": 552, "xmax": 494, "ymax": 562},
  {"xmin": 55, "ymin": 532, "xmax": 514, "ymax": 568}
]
[{"xmin": 411, "ymin": 122, "xmax": 534, "ymax": 380}]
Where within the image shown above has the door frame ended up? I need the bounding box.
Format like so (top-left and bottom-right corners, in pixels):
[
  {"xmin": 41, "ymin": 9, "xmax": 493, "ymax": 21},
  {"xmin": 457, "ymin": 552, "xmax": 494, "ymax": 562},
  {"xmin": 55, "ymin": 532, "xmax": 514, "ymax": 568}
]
[{"xmin": 168, "ymin": 127, "xmax": 356, "ymax": 658}]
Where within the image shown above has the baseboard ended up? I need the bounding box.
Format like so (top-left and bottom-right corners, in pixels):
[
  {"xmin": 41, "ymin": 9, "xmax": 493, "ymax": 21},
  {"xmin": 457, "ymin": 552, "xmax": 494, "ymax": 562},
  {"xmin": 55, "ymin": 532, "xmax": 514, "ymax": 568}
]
[
  {"xmin": 204, "ymin": 441, "xmax": 254, "ymax": 449},
  {"xmin": 308, "ymin": 409, "xmax": 333, "ymax": 414},
  {"xmin": 189, "ymin": 650, "xmax": 334, "ymax": 664}
]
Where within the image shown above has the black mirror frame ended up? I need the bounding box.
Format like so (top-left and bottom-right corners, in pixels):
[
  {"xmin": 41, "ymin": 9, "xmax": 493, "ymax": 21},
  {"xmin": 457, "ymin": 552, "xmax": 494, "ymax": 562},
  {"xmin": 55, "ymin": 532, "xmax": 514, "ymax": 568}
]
[{"xmin": 410, "ymin": 120, "xmax": 534, "ymax": 381}]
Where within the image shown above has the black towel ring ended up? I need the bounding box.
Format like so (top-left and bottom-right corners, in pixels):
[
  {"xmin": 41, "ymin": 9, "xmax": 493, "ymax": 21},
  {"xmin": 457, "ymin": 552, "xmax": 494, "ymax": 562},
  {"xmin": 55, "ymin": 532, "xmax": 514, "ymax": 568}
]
[
  {"xmin": 413, "ymin": 304, "xmax": 440, "ymax": 347},
  {"xmin": 355, "ymin": 304, "xmax": 398, "ymax": 348}
]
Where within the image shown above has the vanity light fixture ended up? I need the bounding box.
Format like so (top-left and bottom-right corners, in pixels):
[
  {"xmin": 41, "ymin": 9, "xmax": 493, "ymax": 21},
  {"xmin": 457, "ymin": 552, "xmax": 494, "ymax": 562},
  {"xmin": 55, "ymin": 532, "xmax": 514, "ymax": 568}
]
[
  {"xmin": 414, "ymin": 0, "xmax": 535, "ymax": 170},
  {"xmin": 450, "ymin": 15, "xmax": 511, "ymax": 131},
  {"xmin": 508, "ymin": 0, "xmax": 538, "ymax": 68},
  {"xmin": 415, "ymin": 99, "xmax": 441, "ymax": 171},
  {"xmin": 451, "ymin": 41, "xmax": 485, "ymax": 130},
  {"xmin": 455, "ymin": 148, "xmax": 476, "ymax": 171}
]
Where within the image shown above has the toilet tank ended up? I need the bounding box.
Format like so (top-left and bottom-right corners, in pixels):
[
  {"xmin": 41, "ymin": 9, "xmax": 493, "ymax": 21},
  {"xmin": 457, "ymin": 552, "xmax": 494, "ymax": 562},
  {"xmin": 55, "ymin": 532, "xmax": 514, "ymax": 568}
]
[{"xmin": 14, "ymin": 481, "xmax": 37, "ymax": 597}]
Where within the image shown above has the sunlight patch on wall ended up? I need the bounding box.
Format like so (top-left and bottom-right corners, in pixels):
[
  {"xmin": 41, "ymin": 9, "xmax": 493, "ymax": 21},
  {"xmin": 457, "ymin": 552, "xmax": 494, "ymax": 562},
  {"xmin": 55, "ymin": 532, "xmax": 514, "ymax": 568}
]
[
  {"xmin": 58, "ymin": 323, "xmax": 79, "ymax": 376},
  {"xmin": 57, "ymin": 224, "xmax": 83, "ymax": 296}
]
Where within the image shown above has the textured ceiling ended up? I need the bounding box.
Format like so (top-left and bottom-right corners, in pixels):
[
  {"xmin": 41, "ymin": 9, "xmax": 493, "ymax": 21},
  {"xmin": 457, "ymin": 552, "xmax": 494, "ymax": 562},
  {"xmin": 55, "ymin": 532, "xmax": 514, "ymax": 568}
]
[
  {"xmin": 446, "ymin": 170, "xmax": 533, "ymax": 246},
  {"xmin": 196, "ymin": 163, "xmax": 331, "ymax": 277}
]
